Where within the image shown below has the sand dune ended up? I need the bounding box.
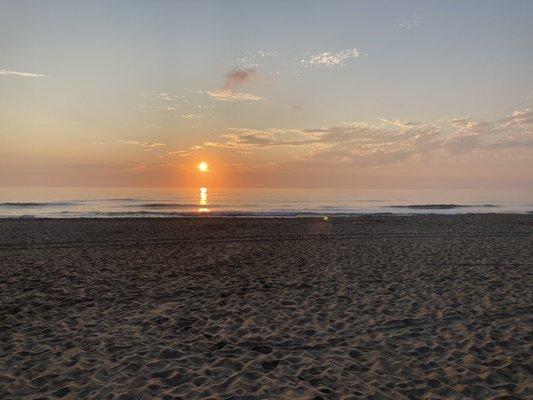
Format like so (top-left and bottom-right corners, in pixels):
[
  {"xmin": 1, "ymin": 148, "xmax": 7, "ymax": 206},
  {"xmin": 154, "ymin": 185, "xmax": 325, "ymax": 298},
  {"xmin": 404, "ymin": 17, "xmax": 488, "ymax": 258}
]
[{"xmin": 0, "ymin": 215, "xmax": 532, "ymax": 399}]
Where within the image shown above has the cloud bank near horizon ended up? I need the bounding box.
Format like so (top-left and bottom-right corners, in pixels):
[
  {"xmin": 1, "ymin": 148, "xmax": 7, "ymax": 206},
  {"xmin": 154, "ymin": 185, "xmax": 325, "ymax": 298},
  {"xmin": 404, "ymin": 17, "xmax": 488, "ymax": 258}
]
[{"xmin": 201, "ymin": 108, "xmax": 533, "ymax": 168}]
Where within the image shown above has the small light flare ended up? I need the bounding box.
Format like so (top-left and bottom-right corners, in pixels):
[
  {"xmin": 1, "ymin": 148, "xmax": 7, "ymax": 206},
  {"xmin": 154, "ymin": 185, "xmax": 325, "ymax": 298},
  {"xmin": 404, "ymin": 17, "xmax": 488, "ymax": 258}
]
[{"xmin": 198, "ymin": 161, "xmax": 208, "ymax": 172}]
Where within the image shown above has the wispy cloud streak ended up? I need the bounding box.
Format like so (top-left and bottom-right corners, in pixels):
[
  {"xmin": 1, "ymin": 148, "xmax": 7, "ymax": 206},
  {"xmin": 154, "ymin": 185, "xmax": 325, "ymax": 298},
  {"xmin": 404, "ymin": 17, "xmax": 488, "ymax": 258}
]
[
  {"xmin": 205, "ymin": 90, "xmax": 262, "ymax": 102},
  {"xmin": 118, "ymin": 140, "xmax": 166, "ymax": 148},
  {"xmin": 0, "ymin": 68, "xmax": 44, "ymax": 78}
]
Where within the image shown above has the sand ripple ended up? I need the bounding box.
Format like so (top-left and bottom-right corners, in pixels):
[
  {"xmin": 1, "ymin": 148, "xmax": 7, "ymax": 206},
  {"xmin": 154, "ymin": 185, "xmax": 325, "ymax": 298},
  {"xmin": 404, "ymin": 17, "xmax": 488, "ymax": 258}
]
[{"xmin": 0, "ymin": 215, "xmax": 532, "ymax": 399}]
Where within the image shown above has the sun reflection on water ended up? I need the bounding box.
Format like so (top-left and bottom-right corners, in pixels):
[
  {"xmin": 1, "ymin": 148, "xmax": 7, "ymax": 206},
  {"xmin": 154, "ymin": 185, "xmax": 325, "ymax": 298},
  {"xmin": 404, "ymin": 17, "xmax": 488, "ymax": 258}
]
[{"xmin": 198, "ymin": 187, "xmax": 209, "ymax": 213}]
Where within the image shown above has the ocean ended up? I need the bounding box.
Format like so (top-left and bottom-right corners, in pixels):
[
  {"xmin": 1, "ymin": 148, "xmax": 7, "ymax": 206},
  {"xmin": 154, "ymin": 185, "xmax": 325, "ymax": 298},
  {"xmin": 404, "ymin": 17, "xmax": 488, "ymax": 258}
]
[{"xmin": 0, "ymin": 187, "xmax": 531, "ymax": 218}]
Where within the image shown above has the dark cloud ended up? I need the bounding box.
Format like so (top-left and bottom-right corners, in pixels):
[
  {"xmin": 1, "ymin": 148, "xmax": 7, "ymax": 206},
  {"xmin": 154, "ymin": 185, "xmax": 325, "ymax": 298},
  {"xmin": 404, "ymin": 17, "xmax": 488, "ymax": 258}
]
[
  {"xmin": 222, "ymin": 67, "xmax": 257, "ymax": 92},
  {"xmin": 202, "ymin": 67, "xmax": 262, "ymax": 102}
]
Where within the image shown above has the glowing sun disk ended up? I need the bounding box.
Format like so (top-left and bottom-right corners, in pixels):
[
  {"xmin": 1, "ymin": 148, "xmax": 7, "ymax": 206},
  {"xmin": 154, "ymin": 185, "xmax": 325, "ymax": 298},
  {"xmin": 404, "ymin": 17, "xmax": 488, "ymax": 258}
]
[{"xmin": 198, "ymin": 161, "xmax": 208, "ymax": 172}]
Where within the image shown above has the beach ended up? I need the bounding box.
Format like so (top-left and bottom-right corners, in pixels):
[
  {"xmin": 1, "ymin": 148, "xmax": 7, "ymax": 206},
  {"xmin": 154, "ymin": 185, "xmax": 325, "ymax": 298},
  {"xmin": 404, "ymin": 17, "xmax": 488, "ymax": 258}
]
[{"xmin": 1, "ymin": 214, "xmax": 532, "ymax": 399}]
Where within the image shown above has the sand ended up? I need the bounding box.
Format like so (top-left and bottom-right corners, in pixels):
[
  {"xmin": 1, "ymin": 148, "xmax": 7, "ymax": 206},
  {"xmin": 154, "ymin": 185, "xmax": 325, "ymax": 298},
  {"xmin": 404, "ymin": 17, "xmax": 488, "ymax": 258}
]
[{"xmin": 0, "ymin": 215, "xmax": 532, "ymax": 399}]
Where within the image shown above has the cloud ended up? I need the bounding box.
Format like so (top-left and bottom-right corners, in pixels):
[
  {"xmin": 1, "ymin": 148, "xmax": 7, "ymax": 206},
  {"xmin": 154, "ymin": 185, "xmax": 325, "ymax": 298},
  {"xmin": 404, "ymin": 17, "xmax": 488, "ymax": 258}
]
[
  {"xmin": 205, "ymin": 128, "xmax": 313, "ymax": 149},
  {"xmin": 301, "ymin": 49, "xmax": 361, "ymax": 68},
  {"xmin": 142, "ymin": 92, "xmax": 185, "ymax": 102},
  {"xmin": 299, "ymin": 146, "xmax": 415, "ymax": 168},
  {"xmin": 203, "ymin": 67, "xmax": 262, "ymax": 102},
  {"xmin": 399, "ymin": 14, "xmax": 423, "ymax": 30},
  {"xmin": 499, "ymin": 108, "xmax": 533, "ymax": 129},
  {"xmin": 297, "ymin": 122, "xmax": 443, "ymax": 166},
  {"xmin": 0, "ymin": 68, "xmax": 44, "ymax": 78},
  {"xmin": 155, "ymin": 106, "xmax": 179, "ymax": 111},
  {"xmin": 205, "ymin": 130, "xmax": 275, "ymax": 149},
  {"xmin": 310, "ymin": 111, "xmax": 531, "ymax": 165},
  {"xmin": 140, "ymin": 92, "xmax": 190, "ymax": 114},
  {"xmin": 167, "ymin": 143, "xmax": 206, "ymax": 156},
  {"xmin": 235, "ymin": 50, "xmax": 278, "ymax": 68},
  {"xmin": 444, "ymin": 108, "xmax": 533, "ymax": 153},
  {"xmin": 201, "ymin": 108, "xmax": 533, "ymax": 167},
  {"xmin": 167, "ymin": 150, "xmax": 189, "ymax": 156},
  {"xmin": 205, "ymin": 90, "xmax": 262, "ymax": 102},
  {"xmin": 179, "ymin": 114, "xmax": 204, "ymax": 119},
  {"xmin": 118, "ymin": 140, "xmax": 166, "ymax": 147},
  {"xmin": 205, "ymin": 124, "xmax": 427, "ymax": 167},
  {"xmin": 222, "ymin": 67, "xmax": 257, "ymax": 91},
  {"xmin": 256, "ymin": 50, "xmax": 276, "ymax": 58},
  {"xmin": 156, "ymin": 92, "xmax": 180, "ymax": 101},
  {"xmin": 68, "ymin": 161, "xmax": 147, "ymax": 170}
]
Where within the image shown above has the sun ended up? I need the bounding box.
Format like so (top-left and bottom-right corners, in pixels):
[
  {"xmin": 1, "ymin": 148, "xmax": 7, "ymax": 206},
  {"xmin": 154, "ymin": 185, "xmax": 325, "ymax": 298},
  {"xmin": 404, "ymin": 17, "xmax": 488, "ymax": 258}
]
[{"xmin": 198, "ymin": 161, "xmax": 208, "ymax": 172}]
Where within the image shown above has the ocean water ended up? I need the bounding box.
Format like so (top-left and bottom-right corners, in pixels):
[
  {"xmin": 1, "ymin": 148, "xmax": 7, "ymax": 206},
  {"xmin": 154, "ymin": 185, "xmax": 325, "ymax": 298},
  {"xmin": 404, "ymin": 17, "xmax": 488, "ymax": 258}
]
[{"xmin": 0, "ymin": 187, "xmax": 531, "ymax": 218}]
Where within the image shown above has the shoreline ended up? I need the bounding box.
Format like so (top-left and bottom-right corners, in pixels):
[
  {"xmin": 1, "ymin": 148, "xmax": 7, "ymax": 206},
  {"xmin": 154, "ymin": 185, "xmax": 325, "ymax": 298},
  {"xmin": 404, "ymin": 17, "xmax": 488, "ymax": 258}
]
[{"xmin": 1, "ymin": 211, "xmax": 533, "ymax": 220}]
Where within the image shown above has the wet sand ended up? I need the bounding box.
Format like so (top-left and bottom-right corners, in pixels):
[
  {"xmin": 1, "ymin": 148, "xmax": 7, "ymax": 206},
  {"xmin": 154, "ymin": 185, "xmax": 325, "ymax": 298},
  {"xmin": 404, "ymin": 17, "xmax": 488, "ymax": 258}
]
[{"xmin": 1, "ymin": 215, "xmax": 532, "ymax": 399}]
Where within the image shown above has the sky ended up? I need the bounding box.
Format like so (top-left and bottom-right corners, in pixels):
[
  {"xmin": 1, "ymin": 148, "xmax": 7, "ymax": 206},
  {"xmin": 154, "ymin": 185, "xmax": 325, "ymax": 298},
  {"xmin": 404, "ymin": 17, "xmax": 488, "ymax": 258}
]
[{"xmin": 1, "ymin": 0, "xmax": 532, "ymax": 188}]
